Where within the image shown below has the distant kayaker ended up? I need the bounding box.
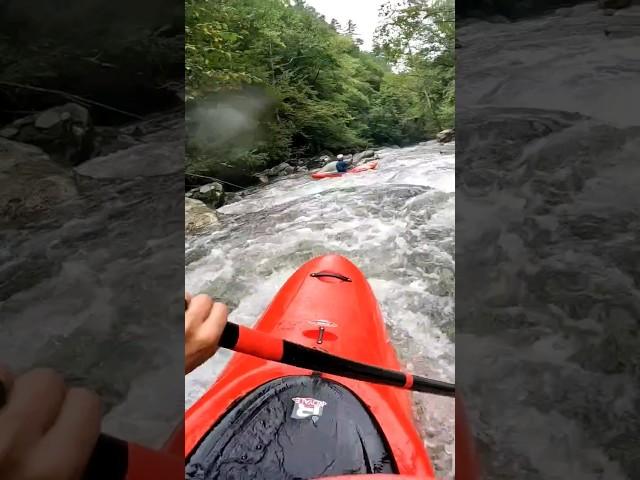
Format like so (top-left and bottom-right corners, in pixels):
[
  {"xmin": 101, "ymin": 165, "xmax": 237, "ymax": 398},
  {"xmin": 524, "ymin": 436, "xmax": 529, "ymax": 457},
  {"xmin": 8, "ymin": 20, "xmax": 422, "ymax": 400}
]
[
  {"xmin": 0, "ymin": 292, "xmax": 229, "ymax": 479},
  {"xmin": 336, "ymin": 154, "xmax": 348, "ymax": 173},
  {"xmin": 317, "ymin": 154, "xmax": 348, "ymax": 174}
]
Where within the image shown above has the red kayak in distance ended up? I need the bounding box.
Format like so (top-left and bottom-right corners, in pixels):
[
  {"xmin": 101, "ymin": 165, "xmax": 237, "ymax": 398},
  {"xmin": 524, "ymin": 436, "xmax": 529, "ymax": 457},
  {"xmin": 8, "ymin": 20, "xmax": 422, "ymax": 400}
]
[
  {"xmin": 311, "ymin": 160, "xmax": 378, "ymax": 180},
  {"xmin": 182, "ymin": 254, "xmax": 436, "ymax": 479}
]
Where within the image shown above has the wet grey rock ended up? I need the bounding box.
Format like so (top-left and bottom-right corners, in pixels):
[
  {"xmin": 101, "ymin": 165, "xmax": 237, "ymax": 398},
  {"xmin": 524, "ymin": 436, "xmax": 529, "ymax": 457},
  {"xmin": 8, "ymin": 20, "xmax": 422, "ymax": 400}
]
[
  {"xmin": 35, "ymin": 110, "xmax": 63, "ymax": 129},
  {"xmin": 73, "ymin": 140, "xmax": 182, "ymax": 195},
  {"xmin": 0, "ymin": 126, "xmax": 19, "ymax": 138},
  {"xmin": 13, "ymin": 116, "xmax": 33, "ymax": 128},
  {"xmin": 303, "ymin": 154, "xmax": 331, "ymax": 170},
  {"xmin": 0, "ymin": 138, "xmax": 77, "ymax": 225},
  {"xmin": 258, "ymin": 162, "xmax": 295, "ymax": 178},
  {"xmin": 187, "ymin": 182, "xmax": 225, "ymax": 208},
  {"xmin": 352, "ymin": 149, "xmax": 375, "ymax": 165},
  {"xmin": 185, "ymin": 197, "xmax": 219, "ymax": 235},
  {"xmin": 92, "ymin": 110, "xmax": 183, "ymax": 158},
  {"xmin": 92, "ymin": 129, "xmax": 140, "ymax": 156},
  {"xmin": 2, "ymin": 103, "xmax": 93, "ymax": 165},
  {"xmin": 271, "ymin": 162, "xmax": 294, "ymax": 176},
  {"xmin": 436, "ymin": 129, "xmax": 455, "ymax": 143}
]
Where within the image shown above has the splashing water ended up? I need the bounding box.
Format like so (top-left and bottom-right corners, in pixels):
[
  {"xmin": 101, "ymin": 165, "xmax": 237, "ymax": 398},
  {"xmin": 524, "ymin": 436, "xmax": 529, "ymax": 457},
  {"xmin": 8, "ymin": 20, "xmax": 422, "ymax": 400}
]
[
  {"xmin": 185, "ymin": 141, "xmax": 455, "ymax": 478},
  {"xmin": 457, "ymin": 4, "xmax": 640, "ymax": 478}
]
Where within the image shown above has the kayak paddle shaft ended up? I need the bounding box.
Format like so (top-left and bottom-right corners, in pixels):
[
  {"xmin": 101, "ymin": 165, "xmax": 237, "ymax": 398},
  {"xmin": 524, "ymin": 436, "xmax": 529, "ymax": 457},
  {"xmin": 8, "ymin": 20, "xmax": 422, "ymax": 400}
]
[{"xmin": 219, "ymin": 321, "xmax": 455, "ymax": 397}]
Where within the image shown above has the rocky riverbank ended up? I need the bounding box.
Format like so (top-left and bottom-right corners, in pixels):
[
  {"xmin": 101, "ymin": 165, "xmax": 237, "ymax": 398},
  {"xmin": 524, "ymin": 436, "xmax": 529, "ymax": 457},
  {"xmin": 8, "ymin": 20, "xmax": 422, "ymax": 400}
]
[
  {"xmin": 1, "ymin": 103, "xmax": 183, "ymax": 225},
  {"xmin": 1, "ymin": 0, "xmax": 185, "ymax": 228},
  {"xmin": 184, "ymin": 129, "xmax": 455, "ymax": 236},
  {"xmin": 183, "ymin": 148, "xmax": 380, "ymax": 235}
]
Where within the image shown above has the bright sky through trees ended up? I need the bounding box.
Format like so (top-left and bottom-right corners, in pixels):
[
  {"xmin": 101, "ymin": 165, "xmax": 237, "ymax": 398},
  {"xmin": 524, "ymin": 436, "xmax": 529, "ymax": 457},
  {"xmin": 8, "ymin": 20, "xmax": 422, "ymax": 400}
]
[{"xmin": 304, "ymin": 0, "xmax": 387, "ymax": 51}]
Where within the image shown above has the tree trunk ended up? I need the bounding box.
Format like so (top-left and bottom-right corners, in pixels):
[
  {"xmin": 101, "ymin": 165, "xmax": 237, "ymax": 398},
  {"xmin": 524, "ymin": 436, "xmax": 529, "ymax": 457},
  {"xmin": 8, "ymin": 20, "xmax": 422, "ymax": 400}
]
[
  {"xmin": 423, "ymin": 88, "xmax": 442, "ymax": 132},
  {"xmin": 268, "ymin": 41, "xmax": 276, "ymax": 85}
]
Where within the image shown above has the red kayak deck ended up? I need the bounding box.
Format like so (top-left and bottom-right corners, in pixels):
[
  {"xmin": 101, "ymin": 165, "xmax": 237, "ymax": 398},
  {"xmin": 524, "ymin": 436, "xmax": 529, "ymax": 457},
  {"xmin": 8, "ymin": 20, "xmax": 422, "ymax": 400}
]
[
  {"xmin": 183, "ymin": 255, "xmax": 435, "ymax": 479},
  {"xmin": 311, "ymin": 160, "xmax": 378, "ymax": 179}
]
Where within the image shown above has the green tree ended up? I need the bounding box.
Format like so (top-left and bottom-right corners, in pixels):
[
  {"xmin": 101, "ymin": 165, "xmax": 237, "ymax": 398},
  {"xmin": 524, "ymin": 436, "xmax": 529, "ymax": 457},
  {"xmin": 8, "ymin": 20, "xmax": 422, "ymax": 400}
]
[
  {"xmin": 375, "ymin": 0, "xmax": 455, "ymax": 135},
  {"xmin": 345, "ymin": 19, "xmax": 357, "ymax": 36},
  {"xmin": 185, "ymin": 0, "xmax": 453, "ymax": 185}
]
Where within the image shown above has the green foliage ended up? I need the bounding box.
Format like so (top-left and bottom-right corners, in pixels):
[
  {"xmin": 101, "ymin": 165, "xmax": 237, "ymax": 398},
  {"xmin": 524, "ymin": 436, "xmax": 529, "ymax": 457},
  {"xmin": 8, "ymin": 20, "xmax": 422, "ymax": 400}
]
[
  {"xmin": 185, "ymin": 0, "xmax": 454, "ymax": 181},
  {"xmin": 375, "ymin": 0, "xmax": 455, "ymax": 135}
]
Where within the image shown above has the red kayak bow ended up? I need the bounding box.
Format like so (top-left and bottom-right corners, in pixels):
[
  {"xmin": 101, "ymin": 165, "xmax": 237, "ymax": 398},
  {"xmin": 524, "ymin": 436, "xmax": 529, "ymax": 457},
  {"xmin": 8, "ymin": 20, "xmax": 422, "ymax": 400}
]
[{"xmin": 184, "ymin": 255, "xmax": 442, "ymax": 478}]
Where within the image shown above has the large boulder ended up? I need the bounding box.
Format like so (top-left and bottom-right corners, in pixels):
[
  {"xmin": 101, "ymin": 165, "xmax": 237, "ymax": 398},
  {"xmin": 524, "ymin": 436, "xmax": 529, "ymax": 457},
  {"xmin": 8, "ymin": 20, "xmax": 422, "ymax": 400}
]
[
  {"xmin": 185, "ymin": 197, "xmax": 219, "ymax": 235},
  {"xmin": 437, "ymin": 128, "xmax": 455, "ymax": 144},
  {"xmin": 303, "ymin": 154, "xmax": 331, "ymax": 170},
  {"xmin": 186, "ymin": 182, "xmax": 225, "ymax": 208},
  {"xmin": 0, "ymin": 138, "xmax": 78, "ymax": 224},
  {"xmin": 73, "ymin": 140, "xmax": 182, "ymax": 190},
  {"xmin": 0, "ymin": 103, "xmax": 94, "ymax": 166},
  {"xmin": 352, "ymin": 149, "xmax": 375, "ymax": 165},
  {"xmin": 267, "ymin": 162, "xmax": 295, "ymax": 177},
  {"xmin": 92, "ymin": 109, "xmax": 184, "ymax": 158},
  {"xmin": 257, "ymin": 162, "xmax": 295, "ymax": 179}
]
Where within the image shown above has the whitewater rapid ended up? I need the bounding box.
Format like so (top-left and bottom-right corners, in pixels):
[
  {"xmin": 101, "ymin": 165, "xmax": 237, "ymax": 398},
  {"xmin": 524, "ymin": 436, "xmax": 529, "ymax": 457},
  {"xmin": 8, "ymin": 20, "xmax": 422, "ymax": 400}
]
[
  {"xmin": 185, "ymin": 141, "xmax": 456, "ymax": 478},
  {"xmin": 457, "ymin": 4, "xmax": 640, "ymax": 479}
]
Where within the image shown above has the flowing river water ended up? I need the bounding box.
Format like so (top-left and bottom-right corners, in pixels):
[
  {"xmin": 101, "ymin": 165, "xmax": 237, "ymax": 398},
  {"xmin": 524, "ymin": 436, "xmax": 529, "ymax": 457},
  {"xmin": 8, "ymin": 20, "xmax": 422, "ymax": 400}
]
[
  {"xmin": 185, "ymin": 141, "xmax": 456, "ymax": 478},
  {"xmin": 458, "ymin": 4, "xmax": 640, "ymax": 479}
]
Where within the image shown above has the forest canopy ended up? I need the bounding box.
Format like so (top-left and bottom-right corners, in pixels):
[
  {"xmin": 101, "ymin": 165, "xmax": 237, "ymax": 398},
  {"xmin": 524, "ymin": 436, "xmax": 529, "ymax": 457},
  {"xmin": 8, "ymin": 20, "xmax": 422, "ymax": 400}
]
[{"xmin": 185, "ymin": 0, "xmax": 454, "ymax": 182}]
